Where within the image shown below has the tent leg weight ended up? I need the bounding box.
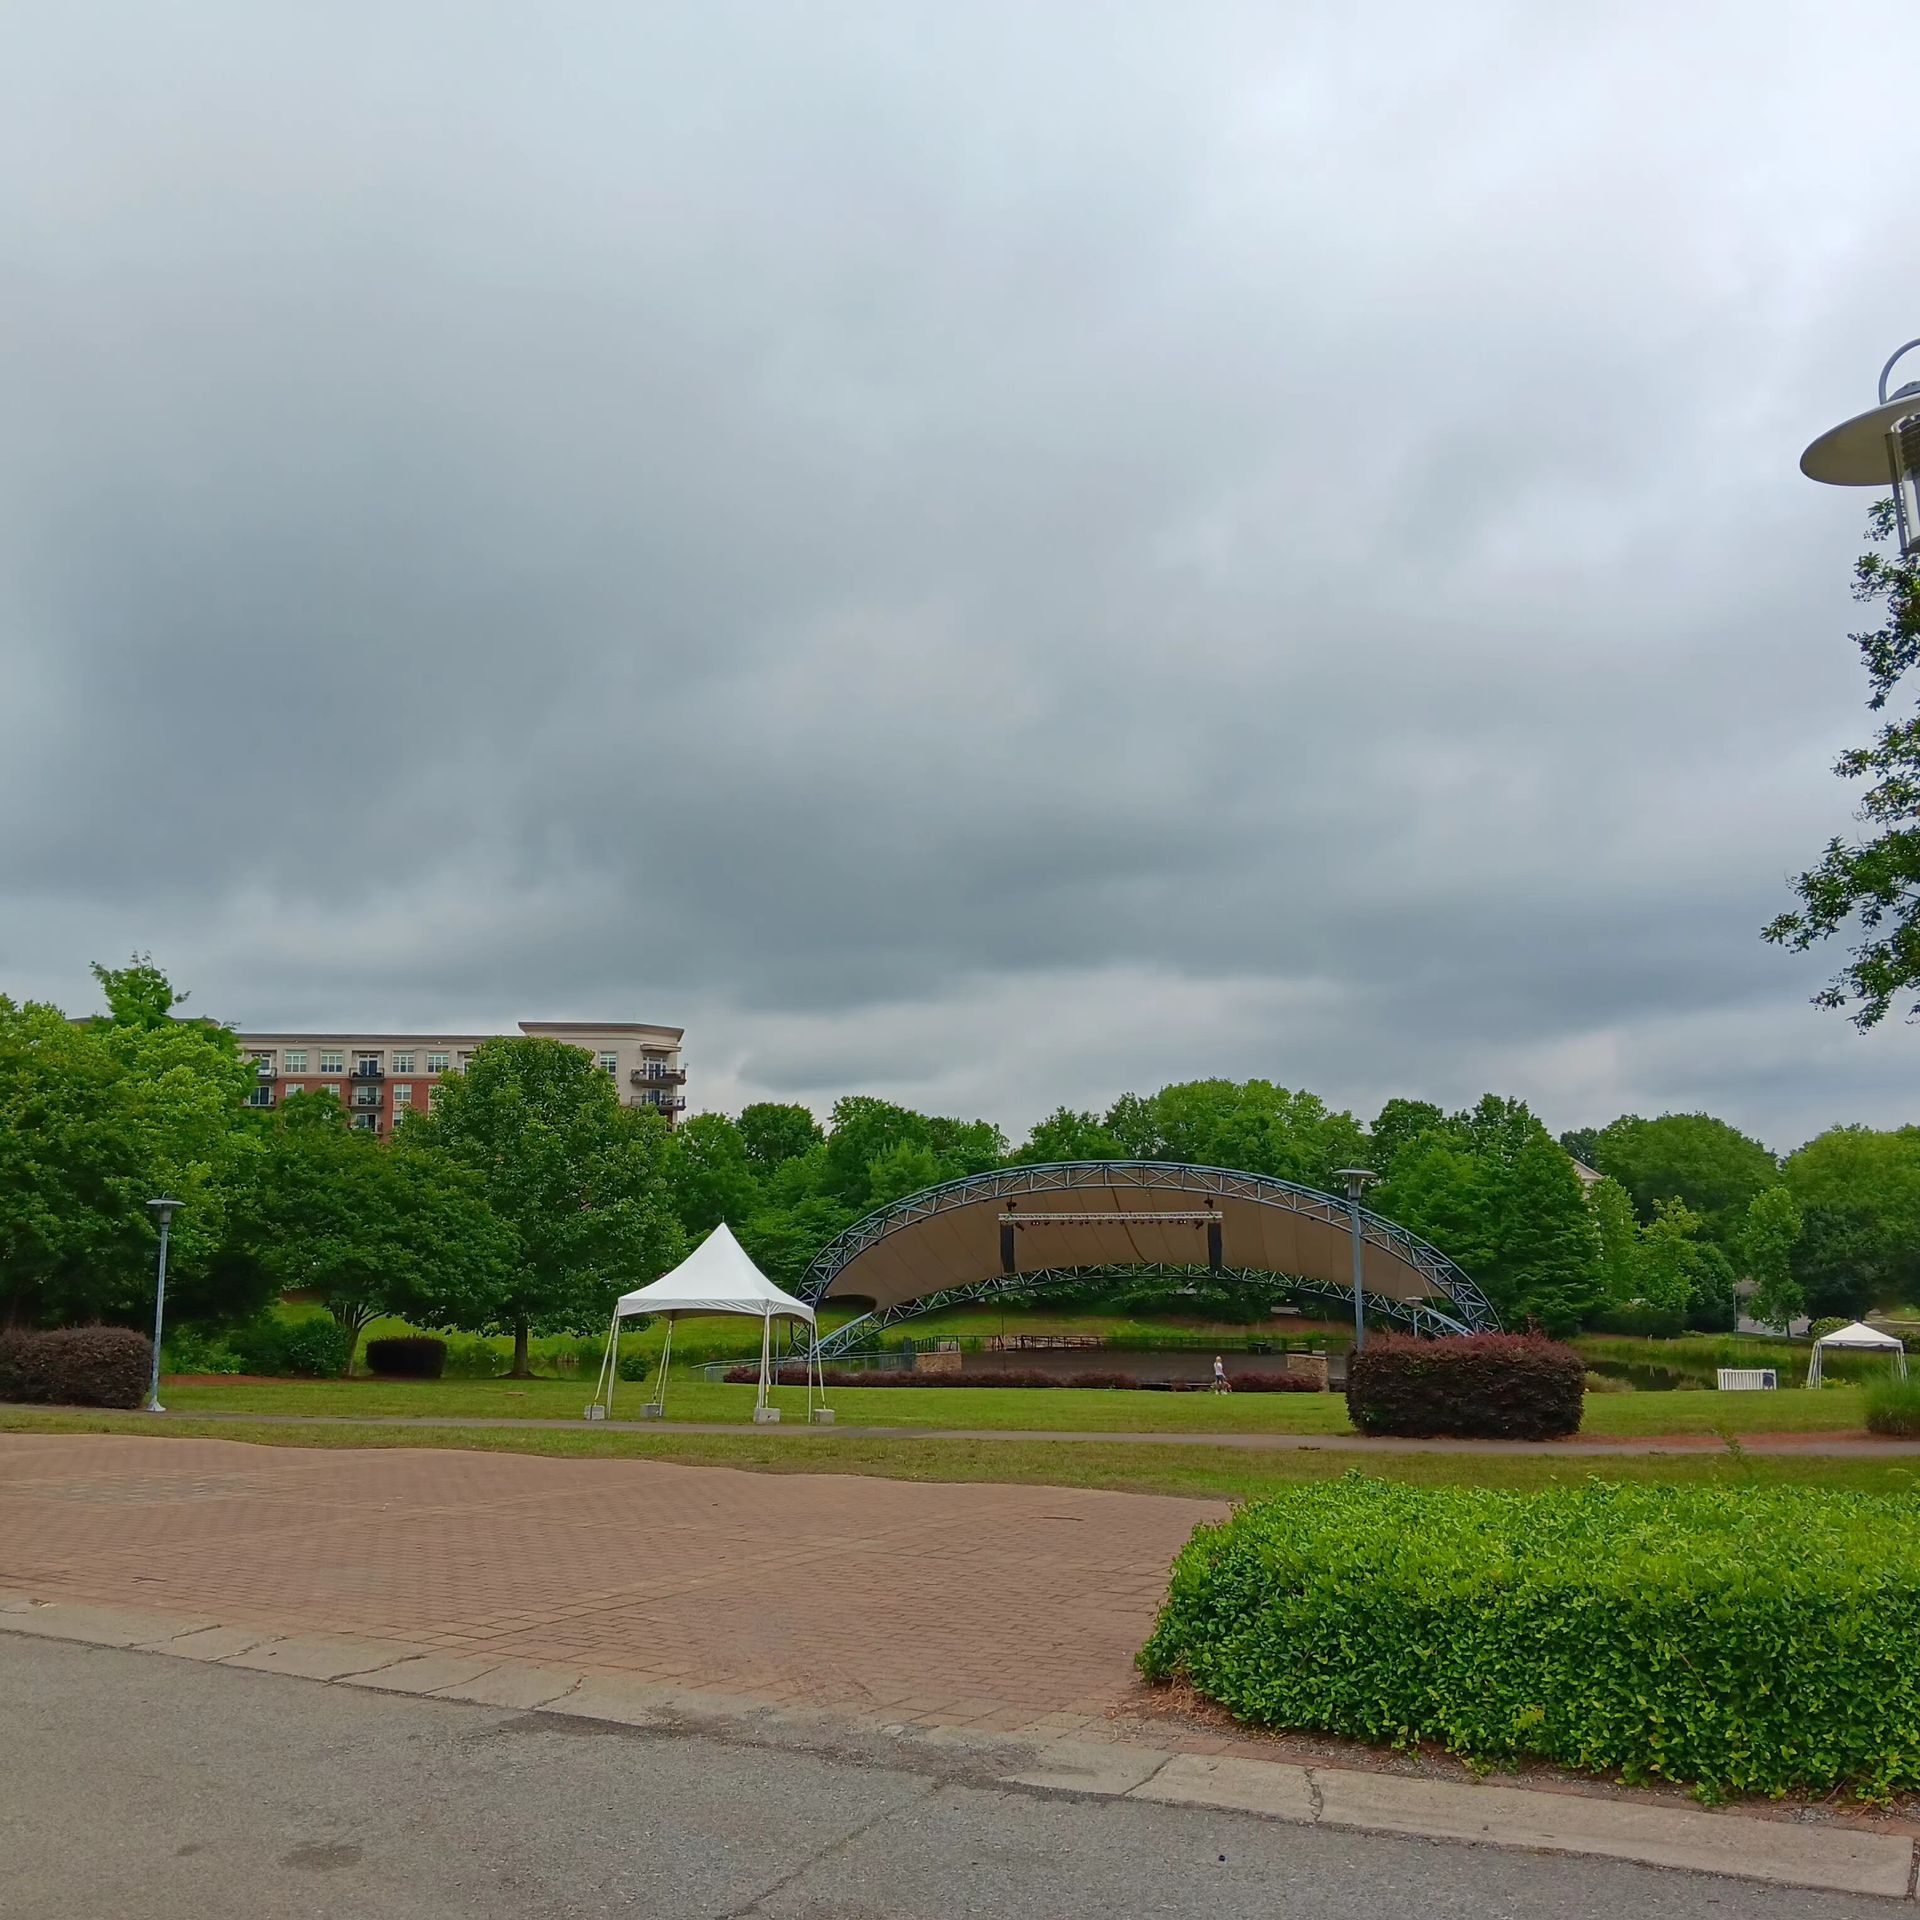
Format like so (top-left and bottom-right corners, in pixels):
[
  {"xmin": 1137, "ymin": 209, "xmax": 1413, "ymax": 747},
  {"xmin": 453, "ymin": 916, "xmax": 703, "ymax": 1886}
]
[
  {"xmin": 752, "ymin": 1407, "xmax": 782, "ymax": 1424},
  {"xmin": 809, "ymin": 1408, "xmax": 835, "ymax": 1425},
  {"xmin": 639, "ymin": 1404, "xmax": 665, "ymax": 1419}
]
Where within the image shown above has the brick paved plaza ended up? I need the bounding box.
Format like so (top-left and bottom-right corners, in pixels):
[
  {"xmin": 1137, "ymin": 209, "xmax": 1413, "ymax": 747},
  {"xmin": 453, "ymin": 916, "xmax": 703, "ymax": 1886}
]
[{"xmin": 0, "ymin": 1434, "xmax": 1222, "ymax": 1735}]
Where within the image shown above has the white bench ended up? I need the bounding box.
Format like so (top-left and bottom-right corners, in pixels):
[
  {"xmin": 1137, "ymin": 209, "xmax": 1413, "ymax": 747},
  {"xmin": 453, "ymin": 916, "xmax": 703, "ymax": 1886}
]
[{"xmin": 1716, "ymin": 1367, "xmax": 1777, "ymax": 1391}]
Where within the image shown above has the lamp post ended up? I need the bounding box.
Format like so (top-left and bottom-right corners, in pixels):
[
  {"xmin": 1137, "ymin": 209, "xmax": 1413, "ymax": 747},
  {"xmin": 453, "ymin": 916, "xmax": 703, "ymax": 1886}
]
[
  {"xmin": 144, "ymin": 1197, "xmax": 183, "ymax": 1414},
  {"xmin": 1333, "ymin": 1169, "xmax": 1379, "ymax": 1360},
  {"xmin": 1801, "ymin": 339, "xmax": 1920, "ymax": 555}
]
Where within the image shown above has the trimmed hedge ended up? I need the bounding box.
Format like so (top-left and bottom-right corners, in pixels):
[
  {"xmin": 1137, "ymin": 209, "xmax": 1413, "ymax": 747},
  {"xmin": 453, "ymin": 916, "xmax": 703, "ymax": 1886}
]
[
  {"xmin": 228, "ymin": 1315, "xmax": 350, "ymax": 1378},
  {"xmin": 721, "ymin": 1365, "xmax": 1321, "ymax": 1392},
  {"xmin": 1139, "ymin": 1475, "xmax": 1920, "ymax": 1800},
  {"xmin": 1346, "ymin": 1333, "xmax": 1584, "ymax": 1439},
  {"xmin": 0, "ymin": 1326, "xmax": 152, "ymax": 1408},
  {"xmin": 364, "ymin": 1334, "xmax": 447, "ymax": 1379}
]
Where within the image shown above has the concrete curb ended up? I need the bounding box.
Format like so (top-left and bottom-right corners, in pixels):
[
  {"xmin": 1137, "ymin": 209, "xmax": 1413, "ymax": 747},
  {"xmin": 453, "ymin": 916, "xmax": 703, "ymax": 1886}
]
[{"xmin": 2, "ymin": 1592, "xmax": 1913, "ymax": 1900}]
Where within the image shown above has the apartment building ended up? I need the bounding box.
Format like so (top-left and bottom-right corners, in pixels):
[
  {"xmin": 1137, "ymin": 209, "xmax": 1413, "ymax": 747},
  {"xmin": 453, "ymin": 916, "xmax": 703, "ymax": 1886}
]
[{"xmin": 232, "ymin": 1020, "xmax": 686, "ymax": 1134}]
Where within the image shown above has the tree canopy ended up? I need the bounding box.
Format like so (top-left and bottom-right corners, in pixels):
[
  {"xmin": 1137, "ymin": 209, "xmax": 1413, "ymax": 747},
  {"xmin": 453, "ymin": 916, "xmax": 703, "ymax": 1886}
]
[{"xmin": 1767, "ymin": 500, "xmax": 1920, "ymax": 1027}]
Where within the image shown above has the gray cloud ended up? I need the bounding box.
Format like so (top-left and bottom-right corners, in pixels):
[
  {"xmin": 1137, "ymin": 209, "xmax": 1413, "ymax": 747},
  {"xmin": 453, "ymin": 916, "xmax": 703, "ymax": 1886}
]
[{"xmin": 4, "ymin": 1, "xmax": 1920, "ymax": 1157}]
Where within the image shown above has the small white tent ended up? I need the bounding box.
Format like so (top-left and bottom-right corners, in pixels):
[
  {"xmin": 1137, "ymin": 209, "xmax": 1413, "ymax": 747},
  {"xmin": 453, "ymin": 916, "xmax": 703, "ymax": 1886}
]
[
  {"xmin": 586, "ymin": 1223, "xmax": 825, "ymax": 1424},
  {"xmin": 1805, "ymin": 1320, "xmax": 1908, "ymax": 1388}
]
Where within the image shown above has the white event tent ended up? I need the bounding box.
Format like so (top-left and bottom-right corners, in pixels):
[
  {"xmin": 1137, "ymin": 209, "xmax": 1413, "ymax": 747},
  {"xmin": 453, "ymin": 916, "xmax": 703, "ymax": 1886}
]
[
  {"xmin": 1805, "ymin": 1320, "xmax": 1909, "ymax": 1388},
  {"xmin": 586, "ymin": 1222, "xmax": 826, "ymax": 1423}
]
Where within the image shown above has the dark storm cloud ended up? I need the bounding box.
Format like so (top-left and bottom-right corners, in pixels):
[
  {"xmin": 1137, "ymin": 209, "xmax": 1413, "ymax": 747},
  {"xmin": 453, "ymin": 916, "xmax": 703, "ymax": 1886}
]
[{"xmin": 4, "ymin": 1, "xmax": 1919, "ymax": 1152}]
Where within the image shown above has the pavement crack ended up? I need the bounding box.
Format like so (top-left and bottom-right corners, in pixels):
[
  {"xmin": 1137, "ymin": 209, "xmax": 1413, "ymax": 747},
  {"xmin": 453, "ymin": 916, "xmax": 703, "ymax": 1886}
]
[
  {"xmin": 716, "ymin": 1788, "xmax": 929, "ymax": 1918},
  {"xmin": 1304, "ymin": 1767, "xmax": 1325, "ymax": 1823}
]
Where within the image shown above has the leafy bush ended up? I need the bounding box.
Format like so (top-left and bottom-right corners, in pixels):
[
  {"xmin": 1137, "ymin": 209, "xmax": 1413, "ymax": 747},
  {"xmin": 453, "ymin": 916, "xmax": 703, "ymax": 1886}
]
[
  {"xmin": 228, "ymin": 1314, "xmax": 351, "ymax": 1378},
  {"xmin": 617, "ymin": 1348, "xmax": 658, "ymax": 1383},
  {"xmin": 161, "ymin": 1325, "xmax": 245, "ymax": 1375},
  {"xmin": 439, "ymin": 1334, "xmax": 507, "ymax": 1379},
  {"xmin": 0, "ymin": 1327, "xmax": 152, "ymax": 1408},
  {"xmin": 1589, "ymin": 1304, "xmax": 1686, "ymax": 1339},
  {"xmin": 1139, "ymin": 1475, "xmax": 1920, "ymax": 1801},
  {"xmin": 1582, "ymin": 1369, "xmax": 1630, "ymax": 1394},
  {"xmin": 1865, "ymin": 1378, "xmax": 1920, "ymax": 1436},
  {"xmin": 364, "ymin": 1335, "xmax": 447, "ymax": 1379},
  {"xmin": 718, "ymin": 1365, "xmax": 1320, "ymax": 1391},
  {"xmin": 1810, "ymin": 1316, "xmax": 1851, "ymax": 1340},
  {"xmin": 1346, "ymin": 1333, "xmax": 1584, "ymax": 1439}
]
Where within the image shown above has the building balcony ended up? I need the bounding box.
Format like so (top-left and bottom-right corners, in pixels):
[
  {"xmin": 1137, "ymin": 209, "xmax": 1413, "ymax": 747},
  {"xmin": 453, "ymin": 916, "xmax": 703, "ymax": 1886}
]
[
  {"xmin": 350, "ymin": 1090, "xmax": 382, "ymax": 1110},
  {"xmin": 253, "ymin": 1061, "xmax": 276, "ymax": 1080},
  {"xmin": 639, "ymin": 1093, "xmax": 688, "ymax": 1112},
  {"xmin": 630, "ymin": 1065, "xmax": 687, "ymax": 1086},
  {"xmin": 349, "ymin": 1064, "xmax": 385, "ymax": 1081}
]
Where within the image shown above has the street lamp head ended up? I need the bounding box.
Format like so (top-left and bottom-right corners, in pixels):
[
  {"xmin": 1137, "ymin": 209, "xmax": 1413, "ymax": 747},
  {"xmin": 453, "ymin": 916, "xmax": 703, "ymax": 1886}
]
[
  {"xmin": 1333, "ymin": 1168, "xmax": 1379, "ymax": 1201},
  {"xmin": 1801, "ymin": 338, "xmax": 1920, "ymax": 557},
  {"xmin": 146, "ymin": 1197, "xmax": 183, "ymax": 1227}
]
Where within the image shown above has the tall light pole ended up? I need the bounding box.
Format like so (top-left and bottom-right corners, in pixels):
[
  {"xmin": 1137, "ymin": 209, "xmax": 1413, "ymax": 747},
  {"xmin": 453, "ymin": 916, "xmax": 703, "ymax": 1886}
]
[
  {"xmin": 1333, "ymin": 1169, "xmax": 1378, "ymax": 1360},
  {"xmin": 144, "ymin": 1197, "xmax": 183, "ymax": 1414},
  {"xmin": 1801, "ymin": 339, "xmax": 1920, "ymax": 554}
]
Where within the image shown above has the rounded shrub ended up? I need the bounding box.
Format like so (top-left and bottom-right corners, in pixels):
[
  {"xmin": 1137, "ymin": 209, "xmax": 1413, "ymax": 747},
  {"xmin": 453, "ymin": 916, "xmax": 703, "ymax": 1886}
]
[
  {"xmin": 364, "ymin": 1334, "xmax": 447, "ymax": 1379},
  {"xmin": 1346, "ymin": 1333, "xmax": 1584, "ymax": 1440},
  {"xmin": 0, "ymin": 1327, "xmax": 152, "ymax": 1408},
  {"xmin": 1140, "ymin": 1475, "xmax": 1920, "ymax": 1801}
]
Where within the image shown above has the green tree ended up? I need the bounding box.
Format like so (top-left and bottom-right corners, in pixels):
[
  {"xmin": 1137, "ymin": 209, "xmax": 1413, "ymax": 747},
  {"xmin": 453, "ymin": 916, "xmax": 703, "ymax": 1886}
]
[
  {"xmin": 1637, "ymin": 1198, "xmax": 1706, "ymax": 1314},
  {"xmin": 1015, "ymin": 1107, "xmax": 1127, "ymax": 1162},
  {"xmin": 668, "ymin": 1113, "xmax": 761, "ymax": 1236},
  {"xmin": 864, "ymin": 1140, "xmax": 949, "ymax": 1207},
  {"xmin": 1590, "ymin": 1112, "xmax": 1778, "ymax": 1235},
  {"xmin": 736, "ymin": 1102, "xmax": 823, "ymax": 1172},
  {"xmin": 1369, "ymin": 1098, "xmax": 1450, "ymax": 1177},
  {"xmin": 1558, "ymin": 1126, "xmax": 1603, "ymax": 1170},
  {"xmin": 822, "ymin": 1097, "xmax": 935, "ymax": 1207},
  {"xmin": 228, "ymin": 1092, "xmax": 514, "ymax": 1371},
  {"xmin": 737, "ymin": 1195, "xmax": 859, "ymax": 1292},
  {"xmin": 1738, "ymin": 1186, "xmax": 1806, "ymax": 1333},
  {"xmin": 1100, "ymin": 1079, "xmax": 1368, "ymax": 1188},
  {"xmin": 0, "ymin": 969, "xmax": 253, "ymax": 1328},
  {"xmin": 1766, "ymin": 499, "xmax": 1920, "ymax": 1025},
  {"xmin": 1589, "ymin": 1175, "xmax": 1644, "ymax": 1307},
  {"xmin": 405, "ymin": 1037, "xmax": 685, "ymax": 1374},
  {"xmin": 1485, "ymin": 1131, "xmax": 1603, "ymax": 1334},
  {"xmin": 1782, "ymin": 1125, "xmax": 1920, "ymax": 1317}
]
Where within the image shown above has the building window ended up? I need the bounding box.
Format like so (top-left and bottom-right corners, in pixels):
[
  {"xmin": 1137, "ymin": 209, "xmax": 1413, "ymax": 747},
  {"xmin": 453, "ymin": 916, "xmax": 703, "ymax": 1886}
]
[
  {"xmin": 284, "ymin": 1048, "xmax": 307, "ymax": 1073},
  {"xmin": 392, "ymin": 1050, "xmax": 415, "ymax": 1073},
  {"xmin": 352, "ymin": 1087, "xmax": 380, "ymax": 1108},
  {"xmin": 393, "ymin": 1084, "xmax": 412, "ymax": 1108},
  {"xmin": 351, "ymin": 1113, "xmax": 379, "ymax": 1132},
  {"xmin": 319, "ymin": 1049, "xmax": 344, "ymax": 1074},
  {"xmin": 456, "ymin": 1051, "xmax": 474, "ymax": 1071},
  {"xmin": 244, "ymin": 1087, "xmax": 275, "ymax": 1108},
  {"xmin": 355, "ymin": 1052, "xmax": 382, "ymax": 1075},
  {"xmin": 599, "ymin": 1051, "xmax": 619, "ymax": 1076},
  {"xmin": 322, "ymin": 1082, "xmax": 343, "ymax": 1101},
  {"xmin": 426, "ymin": 1051, "xmax": 450, "ymax": 1074}
]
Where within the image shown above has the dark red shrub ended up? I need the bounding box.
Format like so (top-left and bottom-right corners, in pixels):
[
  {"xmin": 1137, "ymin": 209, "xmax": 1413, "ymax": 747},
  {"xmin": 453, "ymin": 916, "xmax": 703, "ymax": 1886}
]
[
  {"xmin": 364, "ymin": 1335, "xmax": 447, "ymax": 1380},
  {"xmin": 1345, "ymin": 1333, "xmax": 1585, "ymax": 1440},
  {"xmin": 0, "ymin": 1327, "xmax": 152, "ymax": 1409}
]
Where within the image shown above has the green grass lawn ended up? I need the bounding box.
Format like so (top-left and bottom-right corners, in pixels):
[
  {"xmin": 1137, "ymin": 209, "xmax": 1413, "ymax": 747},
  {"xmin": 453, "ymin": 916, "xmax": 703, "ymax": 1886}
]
[
  {"xmin": 5, "ymin": 1404, "xmax": 1915, "ymax": 1502},
  {"xmin": 148, "ymin": 1370, "xmax": 1873, "ymax": 1438}
]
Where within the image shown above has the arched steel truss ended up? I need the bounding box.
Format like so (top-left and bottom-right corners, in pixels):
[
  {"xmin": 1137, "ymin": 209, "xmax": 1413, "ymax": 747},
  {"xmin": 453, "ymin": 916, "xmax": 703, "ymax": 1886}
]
[{"xmin": 800, "ymin": 1160, "xmax": 1499, "ymax": 1359}]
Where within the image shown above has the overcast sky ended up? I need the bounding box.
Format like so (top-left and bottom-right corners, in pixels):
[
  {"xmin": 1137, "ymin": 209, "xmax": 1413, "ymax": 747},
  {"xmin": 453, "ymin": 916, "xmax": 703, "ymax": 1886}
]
[{"xmin": 4, "ymin": 2, "xmax": 1918, "ymax": 1155}]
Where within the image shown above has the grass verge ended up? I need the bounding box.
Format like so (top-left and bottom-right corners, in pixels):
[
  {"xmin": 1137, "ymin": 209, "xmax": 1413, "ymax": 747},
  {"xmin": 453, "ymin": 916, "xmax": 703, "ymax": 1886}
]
[
  {"xmin": 6, "ymin": 1405, "xmax": 1917, "ymax": 1501},
  {"xmin": 144, "ymin": 1373, "xmax": 1872, "ymax": 1438}
]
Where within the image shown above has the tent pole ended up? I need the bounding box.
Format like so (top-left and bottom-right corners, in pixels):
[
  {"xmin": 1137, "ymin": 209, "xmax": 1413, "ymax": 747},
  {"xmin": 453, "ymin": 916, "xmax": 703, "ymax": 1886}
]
[
  {"xmin": 655, "ymin": 1313, "xmax": 675, "ymax": 1414},
  {"xmin": 603, "ymin": 1309, "xmax": 622, "ymax": 1417},
  {"xmin": 758, "ymin": 1311, "xmax": 772, "ymax": 1413}
]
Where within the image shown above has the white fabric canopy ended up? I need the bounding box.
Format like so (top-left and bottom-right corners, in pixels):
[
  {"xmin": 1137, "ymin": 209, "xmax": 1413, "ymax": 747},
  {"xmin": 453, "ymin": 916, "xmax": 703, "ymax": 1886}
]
[
  {"xmin": 587, "ymin": 1224, "xmax": 823, "ymax": 1421},
  {"xmin": 611, "ymin": 1222, "xmax": 816, "ymax": 1327},
  {"xmin": 1806, "ymin": 1320, "xmax": 1907, "ymax": 1387}
]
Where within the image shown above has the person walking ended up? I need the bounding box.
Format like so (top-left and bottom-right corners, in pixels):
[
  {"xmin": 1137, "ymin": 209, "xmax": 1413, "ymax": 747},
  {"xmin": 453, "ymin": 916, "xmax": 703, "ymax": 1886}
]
[{"xmin": 1211, "ymin": 1353, "xmax": 1231, "ymax": 1394}]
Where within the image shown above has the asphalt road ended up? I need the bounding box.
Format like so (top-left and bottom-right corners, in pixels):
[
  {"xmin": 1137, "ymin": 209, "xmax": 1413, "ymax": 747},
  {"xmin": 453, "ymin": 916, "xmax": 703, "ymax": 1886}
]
[{"xmin": 3, "ymin": 1637, "xmax": 1902, "ymax": 1919}]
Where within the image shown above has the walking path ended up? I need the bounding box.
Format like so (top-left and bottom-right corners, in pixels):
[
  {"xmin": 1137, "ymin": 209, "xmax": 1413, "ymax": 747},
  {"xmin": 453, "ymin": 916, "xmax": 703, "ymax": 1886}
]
[
  {"xmin": 3, "ymin": 1430, "xmax": 1915, "ymax": 1904},
  {"xmin": 142, "ymin": 1406, "xmax": 1920, "ymax": 1456}
]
